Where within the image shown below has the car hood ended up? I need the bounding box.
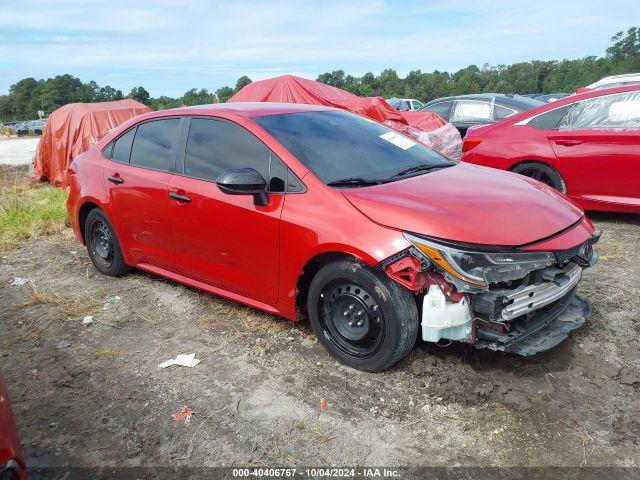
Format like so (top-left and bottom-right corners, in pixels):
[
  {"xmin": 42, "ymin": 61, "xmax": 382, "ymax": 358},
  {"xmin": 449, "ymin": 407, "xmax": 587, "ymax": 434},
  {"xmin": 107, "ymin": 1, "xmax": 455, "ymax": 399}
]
[{"xmin": 341, "ymin": 163, "xmax": 584, "ymax": 247}]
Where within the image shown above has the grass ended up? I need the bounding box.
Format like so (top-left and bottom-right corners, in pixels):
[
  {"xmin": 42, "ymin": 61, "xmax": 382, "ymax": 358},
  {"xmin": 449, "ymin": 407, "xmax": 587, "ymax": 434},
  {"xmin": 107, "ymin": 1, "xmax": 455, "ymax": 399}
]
[{"xmin": 0, "ymin": 165, "xmax": 68, "ymax": 252}]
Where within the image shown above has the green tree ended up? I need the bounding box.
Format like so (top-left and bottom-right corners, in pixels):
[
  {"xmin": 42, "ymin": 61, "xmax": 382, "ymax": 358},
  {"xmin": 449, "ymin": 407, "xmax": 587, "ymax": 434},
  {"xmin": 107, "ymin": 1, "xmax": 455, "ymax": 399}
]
[
  {"xmin": 234, "ymin": 76, "xmax": 252, "ymax": 93},
  {"xmin": 96, "ymin": 86, "xmax": 124, "ymax": 102},
  {"xmin": 151, "ymin": 96, "xmax": 182, "ymax": 110},
  {"xmin": 215, "ymin": 86, "xmax": 235, "ymax": 103},
  {"xmin": 128, "ymin": 86, "xmax": 151, "ymax": 105},
  {"xmin": 181, "ymin": 88, "xmax": 214, "ymax": 106},
  {"xmin": 8, "ymin": 77, "xmax": 42, "ymax": 119}
]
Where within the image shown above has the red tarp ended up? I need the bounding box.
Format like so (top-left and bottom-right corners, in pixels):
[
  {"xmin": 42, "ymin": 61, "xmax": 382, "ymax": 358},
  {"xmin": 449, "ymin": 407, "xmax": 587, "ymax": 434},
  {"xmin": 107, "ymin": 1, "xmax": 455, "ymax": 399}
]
[
  {"xmin": 33, "ymin": 99, "xmax": 151, "ymax": 186},
  {"xmin": 229, "ymin": 75, "xmax": 462, "ymax": 160}
]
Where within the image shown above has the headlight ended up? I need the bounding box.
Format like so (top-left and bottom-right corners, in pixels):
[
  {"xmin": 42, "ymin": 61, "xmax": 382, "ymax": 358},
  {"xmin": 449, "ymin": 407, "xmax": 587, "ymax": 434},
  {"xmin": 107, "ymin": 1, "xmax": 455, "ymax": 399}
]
[{"xmin": 403, "ymin": 233, "xmax": 555, "ymax": 287}]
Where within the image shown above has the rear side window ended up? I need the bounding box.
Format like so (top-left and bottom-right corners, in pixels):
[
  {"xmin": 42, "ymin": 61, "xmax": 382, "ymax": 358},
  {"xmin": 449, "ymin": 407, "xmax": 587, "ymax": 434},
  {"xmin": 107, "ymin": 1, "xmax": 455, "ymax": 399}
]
[
  {"xmin": 424, "ymin": 101, "xmax": 453, "ymax": 120},
  {"xmin": 559, "ymin": 91, "xmax": 640, "ymax": 130},
  {"xmin": 130, "ymin": 118, "xmax": 181, "ymax": 172},
  {"xmin": 108, "ymin": 127, "xmax": 136, "ymax": 163},
  {"xmin": 528, "ymin": 104, "xmax": 572, "ymax": 130},
  {"xmin": 450, "ymin": 100, "xmax": 492, "ymax": 122},
  {"xmin": 183, "ymin": 118, "xmax": 287, "ymax": 192}
]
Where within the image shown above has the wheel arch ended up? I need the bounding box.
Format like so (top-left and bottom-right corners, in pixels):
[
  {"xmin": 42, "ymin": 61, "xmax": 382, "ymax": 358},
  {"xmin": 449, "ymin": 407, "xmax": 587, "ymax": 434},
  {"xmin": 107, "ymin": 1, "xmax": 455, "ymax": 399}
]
[
  {"xmin": 508, "ymin": 159, "xmax": 567, "ymax": 193},
  {"xmin": 294, "ymin": 247, "xmax": 379, "ymax": 320},
  {"xmin": 78, "ymin": 200, "xmax": 102, "ymax": 244}
]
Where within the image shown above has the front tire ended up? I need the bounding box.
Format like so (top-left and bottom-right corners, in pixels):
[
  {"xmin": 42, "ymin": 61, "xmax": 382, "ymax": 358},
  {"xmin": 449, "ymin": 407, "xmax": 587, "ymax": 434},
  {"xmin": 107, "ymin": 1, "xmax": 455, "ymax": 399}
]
[
  {"xmin": 307, "ymin": 260, "xmax": 419, "ymax": 372},
  {"xmin": 512, "ymin": 162, "xmax": 567, "ymax": 194},
  {"xmin": 84, "ymin": 209, "xmax": 130, "ymax": 277}
]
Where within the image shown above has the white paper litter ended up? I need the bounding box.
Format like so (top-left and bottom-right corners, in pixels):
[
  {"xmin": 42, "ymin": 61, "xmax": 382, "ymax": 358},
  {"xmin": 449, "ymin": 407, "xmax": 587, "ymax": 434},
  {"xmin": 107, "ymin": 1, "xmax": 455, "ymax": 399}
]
[
  {"xmin": 379, "ymin": 131, "xmax": 416, "ymax": 150},
  {"xmin": 10, "ymin": 277, "xmax": 28, "ymax": 287},
  {"xmin": 82, "ymin": 316, "xmax": 93, "ymax": 326},
  {"xmin": 158, "ymin": 353, "xmax": 201, "ymax": 369}
]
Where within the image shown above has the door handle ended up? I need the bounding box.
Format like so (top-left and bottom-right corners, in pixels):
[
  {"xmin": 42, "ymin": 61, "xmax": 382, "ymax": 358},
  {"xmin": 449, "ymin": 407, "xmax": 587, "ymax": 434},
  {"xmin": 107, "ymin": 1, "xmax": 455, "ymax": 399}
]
[
  {"xmin": 554, "ymin": 139, "xmax": 582, "ymax": 147},
  {"xmin": 107, "ymin": 175, "xmax": 124, "ymax": 184},
  {"xmin": 169, "ymin": 191, "xmax": 191, "ymax": 203}
]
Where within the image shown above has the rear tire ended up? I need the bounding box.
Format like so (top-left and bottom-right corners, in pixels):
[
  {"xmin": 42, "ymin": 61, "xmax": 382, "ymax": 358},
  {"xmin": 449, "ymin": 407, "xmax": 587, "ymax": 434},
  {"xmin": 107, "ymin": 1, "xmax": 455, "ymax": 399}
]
[
  {"xmin": 512, "ymin": 162, "xmax": 567, "ymax": 194},
  {"xmin": 307, "ymin": 260, "xmax": 419, "ymax": 372},
  {"xmin": 84, "ymin": 209, "xmax": 130, "ymax": 277}
]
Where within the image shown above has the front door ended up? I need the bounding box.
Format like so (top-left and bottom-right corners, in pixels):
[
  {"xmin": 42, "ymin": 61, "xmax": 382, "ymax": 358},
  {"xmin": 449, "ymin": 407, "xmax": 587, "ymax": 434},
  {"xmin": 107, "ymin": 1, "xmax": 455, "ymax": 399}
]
[{"xmin": 168, "ymin": 117, "xmax": 285, "ymax": 304}]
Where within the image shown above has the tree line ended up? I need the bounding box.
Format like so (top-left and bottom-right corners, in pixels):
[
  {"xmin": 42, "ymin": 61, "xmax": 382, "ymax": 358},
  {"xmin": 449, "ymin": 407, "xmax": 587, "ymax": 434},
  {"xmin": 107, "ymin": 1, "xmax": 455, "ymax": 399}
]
[{"xmin": 1, "ymin": 27, "xmax": 638, "ymax": 122}]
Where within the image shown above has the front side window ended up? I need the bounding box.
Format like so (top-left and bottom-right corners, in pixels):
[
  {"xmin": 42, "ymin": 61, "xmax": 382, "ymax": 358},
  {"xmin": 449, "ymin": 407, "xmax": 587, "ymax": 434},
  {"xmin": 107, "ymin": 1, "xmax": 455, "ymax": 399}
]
[
  {"xmin": 254, "ymin": 110, "xmax": 454, "ymax": 185},
  {"xmin": 450, "ymin": 100, "xmax": 492, "ymax": 123},
  {"xmin": 559, "ymin": 91, "xmax": 640, "ymax": 130},
  {"xmin": 130, "ymin": 118, "xmax": 181, "ymax": 172},
  {"xmin": 183, "ymin": 118, "xmax": 287, "ymax": 192}
]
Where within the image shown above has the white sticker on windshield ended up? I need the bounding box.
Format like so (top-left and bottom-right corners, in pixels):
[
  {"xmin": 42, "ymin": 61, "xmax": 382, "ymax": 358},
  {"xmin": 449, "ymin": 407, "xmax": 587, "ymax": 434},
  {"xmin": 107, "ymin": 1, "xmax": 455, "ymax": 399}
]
[{"xmin": 379, "ymin": 131, "xmax": 416, "ymax": 150}]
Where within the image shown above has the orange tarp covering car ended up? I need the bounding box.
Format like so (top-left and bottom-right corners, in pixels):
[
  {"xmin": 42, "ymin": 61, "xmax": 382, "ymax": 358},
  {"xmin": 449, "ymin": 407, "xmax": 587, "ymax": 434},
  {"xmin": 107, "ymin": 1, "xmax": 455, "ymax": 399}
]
[
  {"xmin": 33, "ymin": 99, "xmax": 151, "ymax": 186},
  {"xmin": 229, "ymin": 75, "xmax": 462, "ymax": 160}
]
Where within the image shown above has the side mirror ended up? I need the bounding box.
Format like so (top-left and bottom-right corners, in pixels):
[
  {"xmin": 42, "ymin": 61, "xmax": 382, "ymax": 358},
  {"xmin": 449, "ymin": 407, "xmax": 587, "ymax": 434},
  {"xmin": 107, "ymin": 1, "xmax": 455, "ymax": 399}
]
[{"xmin": 216, "ymin": 168, "xmax": 269, "ymax": 206}]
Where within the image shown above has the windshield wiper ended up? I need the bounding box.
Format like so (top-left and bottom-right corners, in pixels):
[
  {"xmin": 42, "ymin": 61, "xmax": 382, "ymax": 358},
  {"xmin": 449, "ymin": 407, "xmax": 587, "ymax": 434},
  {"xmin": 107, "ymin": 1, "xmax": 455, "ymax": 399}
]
[
  {"xmin": 390, "ymin": 164, "xmax": 450, "ymax": 179},
  {"xmin": 326, "ymin": 177, "xmax": 385, "ymax": 188}
]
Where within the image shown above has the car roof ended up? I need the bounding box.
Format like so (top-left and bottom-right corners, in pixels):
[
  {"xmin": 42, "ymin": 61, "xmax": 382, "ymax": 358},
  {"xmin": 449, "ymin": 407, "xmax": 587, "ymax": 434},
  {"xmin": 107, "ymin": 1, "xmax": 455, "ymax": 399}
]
[
  {"xmin": 588, "ymin": 72, "xmax": 640, "ymax": 84},
  {"xmin": 160, "ymin": 102, "xmax": 335, "ymax": 118},
  {"xmin": 424, "ymin": 93, "xmax": 544, "ymax": 110}
]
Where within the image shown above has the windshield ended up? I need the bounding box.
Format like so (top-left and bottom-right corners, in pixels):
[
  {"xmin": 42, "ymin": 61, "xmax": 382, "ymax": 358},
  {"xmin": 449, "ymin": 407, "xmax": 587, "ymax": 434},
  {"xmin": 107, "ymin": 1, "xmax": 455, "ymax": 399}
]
[{"xmin": 253, "ymin": 110, "xmax": 454, "ymax": 186}]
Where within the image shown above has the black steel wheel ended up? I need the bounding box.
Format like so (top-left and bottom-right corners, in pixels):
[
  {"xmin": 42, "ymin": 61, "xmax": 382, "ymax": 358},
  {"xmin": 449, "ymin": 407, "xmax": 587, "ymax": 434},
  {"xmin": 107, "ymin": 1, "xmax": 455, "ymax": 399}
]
[
  {"xmin": 512, "ymin": 162, "xmax": 567, "ymax": 193},
  {"xmin": 320, "ymin": 281, "xmax": 385, "ymax": 359},
  {"xmin": 308, "ymin": 260, "xmax": 419, "ymax": 372},
  {"xmin": 89, "ymin": 219, "xmax": 114, "ymax": 269},
  {"xmin": 84, "ymin": 209, "xmax": 130, "ymax": 277}
]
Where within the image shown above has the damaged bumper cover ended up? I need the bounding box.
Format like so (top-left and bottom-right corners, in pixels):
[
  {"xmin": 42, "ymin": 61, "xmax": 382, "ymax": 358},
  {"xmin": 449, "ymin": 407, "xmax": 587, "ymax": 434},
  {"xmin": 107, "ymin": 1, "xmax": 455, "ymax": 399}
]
[{"xmin": 474, "ymin": 288, "xmax": 589, "ymax": 356}]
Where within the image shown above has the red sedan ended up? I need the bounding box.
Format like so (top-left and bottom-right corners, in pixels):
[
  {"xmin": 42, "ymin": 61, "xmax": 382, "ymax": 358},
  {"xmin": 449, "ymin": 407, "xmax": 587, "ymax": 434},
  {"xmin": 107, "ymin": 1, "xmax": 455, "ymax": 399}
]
[
  {"xmin": 67, "ymin": 103, "xmax": 598, "ymax": 371},
  {"xmin": 0, "ymin": 371, "xmax": 25, "ymax": 480},
  {"xmin": 461, "ymin": 85, "xmax": 640, "ymax": 213}
]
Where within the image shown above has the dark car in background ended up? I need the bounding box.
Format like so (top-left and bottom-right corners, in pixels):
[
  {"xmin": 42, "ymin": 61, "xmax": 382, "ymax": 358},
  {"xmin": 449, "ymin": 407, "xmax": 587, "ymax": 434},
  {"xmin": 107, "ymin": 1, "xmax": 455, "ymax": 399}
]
[
  {"xmin": 14, "ymin": 120, "xmax": 46, "ymax": 137},
  {"xmin": 420, "ymin": 94, "xmax": 544, "ymax": 136}
]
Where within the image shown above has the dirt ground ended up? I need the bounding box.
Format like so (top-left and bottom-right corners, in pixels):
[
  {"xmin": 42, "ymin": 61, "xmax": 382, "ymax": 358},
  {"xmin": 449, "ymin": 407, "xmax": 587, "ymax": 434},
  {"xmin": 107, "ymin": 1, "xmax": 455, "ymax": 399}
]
[{"xmin": 1, "ymin": 204, "xmax": 639, "ymax": 471}]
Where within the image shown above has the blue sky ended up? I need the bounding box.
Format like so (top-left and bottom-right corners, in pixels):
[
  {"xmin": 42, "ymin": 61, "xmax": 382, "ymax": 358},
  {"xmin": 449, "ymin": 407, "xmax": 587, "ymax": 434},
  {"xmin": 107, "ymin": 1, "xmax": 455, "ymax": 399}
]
[{"xmin": 1, "ymin": 0, "xmax": 638, "ymax": 97}]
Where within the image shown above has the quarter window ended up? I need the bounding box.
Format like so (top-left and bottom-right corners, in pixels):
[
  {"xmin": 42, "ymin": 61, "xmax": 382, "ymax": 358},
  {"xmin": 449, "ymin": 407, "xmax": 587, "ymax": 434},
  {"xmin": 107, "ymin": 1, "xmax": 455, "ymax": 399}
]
[
  {"xmin": 109, "ymin": 127, "xmax": 136, "ymax": 164},
  {"xmin": 559, "ymin": 91, "xmax": 640, "ymax": 130},
  {"xmin": 494, "ymin": 104, "xmax": 517, "ymax": 121},
  {"xmin": 183, "ymin": 118, "xmax": 287, "ymax": 192},
  {"xmin": 130, "ymin": 118, "xmax": 181, "ymax": 172}
]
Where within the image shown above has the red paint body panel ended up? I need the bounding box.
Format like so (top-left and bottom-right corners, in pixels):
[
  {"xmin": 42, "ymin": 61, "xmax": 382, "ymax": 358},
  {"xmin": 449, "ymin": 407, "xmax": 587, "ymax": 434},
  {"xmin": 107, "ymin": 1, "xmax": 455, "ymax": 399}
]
[
  {"xmin": 67, "ymin": 103, "xmax": 594, "ymax": 322},
  {"xmin": 0, "ymin": 371, "xmax": 26, "ymax": 479},
  {"xmin": 168, "ymin": 174, "xmax": 283, "ymax": 304},
  {"xmin": 342, "ymin": 162, "xmax": 583, "ymax": 246},
  {"xmin": 461, "ymin": 85, "xmax": 640, "ymax": 213}
]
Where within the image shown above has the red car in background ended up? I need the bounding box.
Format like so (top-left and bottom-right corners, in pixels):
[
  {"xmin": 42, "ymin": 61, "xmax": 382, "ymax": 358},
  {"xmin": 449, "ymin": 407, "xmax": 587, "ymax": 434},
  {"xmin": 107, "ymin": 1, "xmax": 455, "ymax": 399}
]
[
  {"xmin": 0, "ymin": 371, "xmax": 25, "ymax": 480},
  {"xmin": 461, "ymin": 85, "xmax": 640, "ymax": 213}
]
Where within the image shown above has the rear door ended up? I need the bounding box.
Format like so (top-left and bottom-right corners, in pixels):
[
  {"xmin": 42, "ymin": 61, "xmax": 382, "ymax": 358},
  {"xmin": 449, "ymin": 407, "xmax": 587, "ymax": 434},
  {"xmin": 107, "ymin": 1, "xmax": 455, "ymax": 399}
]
[
  {"xmin": 168, "ymin": 117, "xmax": 286, "ymax": 304},
  {"xmin": 103, "ymin": 117, "xmax": 183, "ymax": 269},
  {"xmin": 548, "ymin": 91, "xmax": 640, "ymax": 206}
]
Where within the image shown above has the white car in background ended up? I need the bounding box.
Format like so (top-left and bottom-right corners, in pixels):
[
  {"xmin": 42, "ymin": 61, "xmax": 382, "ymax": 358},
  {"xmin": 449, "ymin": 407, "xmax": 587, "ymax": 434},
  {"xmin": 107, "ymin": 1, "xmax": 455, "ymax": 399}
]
[
  {"xmin": 578, "ymin": 73, "xmax": 640, "ymax": 92},
  {"xmin": 387, "ymin": 98, "xmax": 424, "ymax": 111}
]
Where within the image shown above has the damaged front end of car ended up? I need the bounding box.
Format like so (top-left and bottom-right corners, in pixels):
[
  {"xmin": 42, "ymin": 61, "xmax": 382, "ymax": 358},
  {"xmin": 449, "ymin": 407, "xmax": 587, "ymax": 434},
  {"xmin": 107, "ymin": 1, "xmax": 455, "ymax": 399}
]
[{"xmin": 382, "ymin": 231, "xmax": 600, "ymax": 356}]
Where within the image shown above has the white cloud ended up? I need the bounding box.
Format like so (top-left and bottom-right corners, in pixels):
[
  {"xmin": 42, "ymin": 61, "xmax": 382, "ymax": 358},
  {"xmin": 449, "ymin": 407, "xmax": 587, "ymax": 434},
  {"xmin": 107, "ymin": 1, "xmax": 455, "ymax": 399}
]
[{"xmin": 0, "ymin": 0, "xmax": 638, "ymax": 96}]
